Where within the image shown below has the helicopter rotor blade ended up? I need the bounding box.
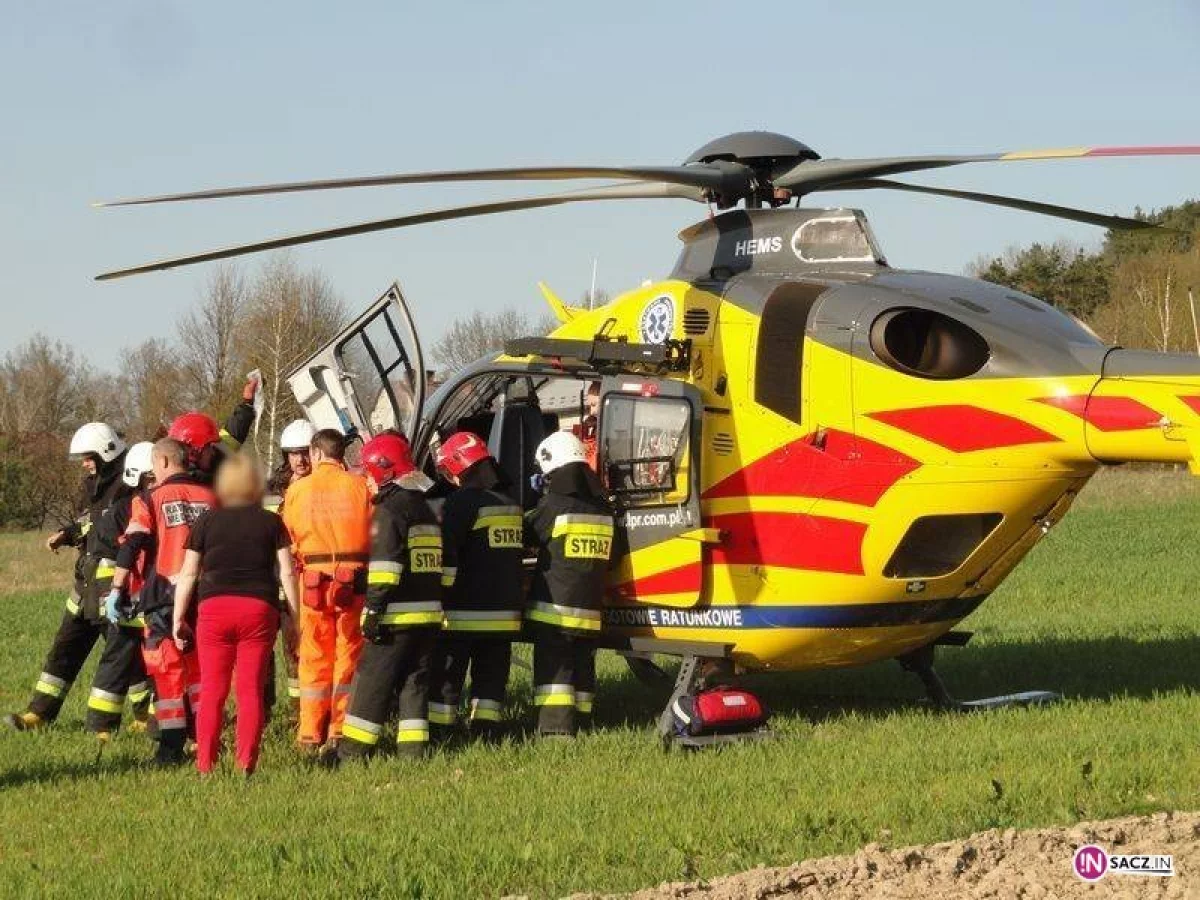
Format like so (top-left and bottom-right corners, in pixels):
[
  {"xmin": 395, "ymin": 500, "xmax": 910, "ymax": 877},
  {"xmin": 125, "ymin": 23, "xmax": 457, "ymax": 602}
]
[
  {"xmin": 95, "ymin": 182, "xmax": 705, "ymax": 281},
  {"xmin": 828, "ymin": 178, "xmax": 1159, "ymax": 230},
  {"xmin": 93, "ymin": 164, "xmax": 744, "ymax": 207},
  {"xmin": 775, "ymin": 144, "xmax": 1200, "ymax": 193}
]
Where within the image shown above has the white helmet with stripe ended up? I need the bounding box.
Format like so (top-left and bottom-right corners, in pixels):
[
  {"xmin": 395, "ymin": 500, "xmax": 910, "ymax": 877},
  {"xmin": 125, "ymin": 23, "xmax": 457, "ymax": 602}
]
[
  {"xmin": 122, "ymin": 441, "xmax": 155, "ymax": 487},
  {"xmin": 534, "ymin": 430, "xmax": 588, "ymax": 474},
  {"xmin": 68, "ymin": 422, "xmax": 125, "ymax": 463}
]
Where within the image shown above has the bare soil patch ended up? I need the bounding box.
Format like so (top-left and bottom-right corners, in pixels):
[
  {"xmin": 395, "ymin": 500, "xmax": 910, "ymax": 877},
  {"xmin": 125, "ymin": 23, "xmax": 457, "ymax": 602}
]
[{"xmin": 589, "ymin": 812, "xmax": 1199, "ymax": 899}]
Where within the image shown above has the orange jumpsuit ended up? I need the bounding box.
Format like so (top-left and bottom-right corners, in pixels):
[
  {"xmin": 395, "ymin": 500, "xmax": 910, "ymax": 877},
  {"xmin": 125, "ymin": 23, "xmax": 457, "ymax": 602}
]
[{"xmin": 282, "ymin": 460, "xmax": 372, "ymax": 746}]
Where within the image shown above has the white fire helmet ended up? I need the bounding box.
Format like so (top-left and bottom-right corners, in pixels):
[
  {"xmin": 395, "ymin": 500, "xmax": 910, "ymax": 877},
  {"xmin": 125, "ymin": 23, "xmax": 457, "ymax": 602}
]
[
  {"xmin": 68, "ymin": 422, "xmax": 125, "ymax": 463},
  {"xmin": 122, "ymin": 441, "xmax": 155, "ymax": 487},
  {"xmin": 534, "ymin": 431, "xmax": 588, "ymax": 474},
  {"xmin": 279, "ymin": 419, "xmax": 316, "ymax": 452}
]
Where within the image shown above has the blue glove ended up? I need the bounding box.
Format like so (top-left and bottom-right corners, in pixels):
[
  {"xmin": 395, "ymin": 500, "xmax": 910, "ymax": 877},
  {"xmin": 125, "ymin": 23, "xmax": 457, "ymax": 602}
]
[{"xmin": 103, "ymin": 588, "xmax": 124, "ymax": 625}]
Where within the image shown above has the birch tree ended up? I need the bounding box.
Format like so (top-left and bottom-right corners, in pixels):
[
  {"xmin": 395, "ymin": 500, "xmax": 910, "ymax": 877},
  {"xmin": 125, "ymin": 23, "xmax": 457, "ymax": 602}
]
[{"xmin": 237, "ymin": 256, "xmax": 344, "ymax": 466}]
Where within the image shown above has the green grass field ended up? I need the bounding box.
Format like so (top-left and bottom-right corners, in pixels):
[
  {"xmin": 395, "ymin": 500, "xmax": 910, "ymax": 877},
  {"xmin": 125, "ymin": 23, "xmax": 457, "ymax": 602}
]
[{"xmin": 1, "ymin": 469, "xmax": 1198, "ymax": 899}]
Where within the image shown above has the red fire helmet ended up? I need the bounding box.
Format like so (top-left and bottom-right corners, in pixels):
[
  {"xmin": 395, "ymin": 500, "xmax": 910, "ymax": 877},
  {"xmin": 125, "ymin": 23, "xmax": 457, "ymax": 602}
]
[
  {"xmin": 361, "ymin": 432, "xmax": 416, "ymax": 485},
  {"xmin": 434, "ymin": 431, "xmax": 492, "ymax": 479},
  {"xmin": 168, "ymin": 412, "xmax": 220, "ymax": 452}
]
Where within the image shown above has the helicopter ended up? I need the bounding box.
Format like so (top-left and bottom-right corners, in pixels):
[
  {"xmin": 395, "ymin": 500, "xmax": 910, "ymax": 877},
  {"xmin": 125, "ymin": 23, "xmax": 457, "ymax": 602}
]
[{"xmin": 96, "ymin": 131, "xmax": 1200, "ymax": 739}]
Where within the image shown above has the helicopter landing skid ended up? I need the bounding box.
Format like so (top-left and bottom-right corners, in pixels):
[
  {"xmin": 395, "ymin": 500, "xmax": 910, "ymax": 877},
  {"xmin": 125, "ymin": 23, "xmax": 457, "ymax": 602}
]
[{"xmin": 897, "ymin": 642, "xmax": 1061, "ymax": 712}]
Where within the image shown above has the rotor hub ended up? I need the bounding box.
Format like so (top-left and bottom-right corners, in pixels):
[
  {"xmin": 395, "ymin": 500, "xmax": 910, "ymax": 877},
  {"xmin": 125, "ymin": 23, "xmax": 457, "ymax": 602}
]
[{"xmin": 685, "ymin": 132, "xmax": 820, "ymax": 208}]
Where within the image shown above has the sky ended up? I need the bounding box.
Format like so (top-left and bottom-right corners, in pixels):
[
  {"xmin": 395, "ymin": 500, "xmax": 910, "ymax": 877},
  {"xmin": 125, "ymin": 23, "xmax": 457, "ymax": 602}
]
[{"xmin": 2, "ymin": 1, "xmax": 1199, "ymax": 370}]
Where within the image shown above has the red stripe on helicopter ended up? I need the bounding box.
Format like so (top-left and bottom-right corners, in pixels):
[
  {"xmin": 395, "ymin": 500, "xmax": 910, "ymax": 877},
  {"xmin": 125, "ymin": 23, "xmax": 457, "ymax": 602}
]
[
  {"xmin": 705, "ymin": 511, "xmax": 866, "ymax": 575},
  {"xmin": 1087, "ymin": 145, "xmax": 1200, "ymax": 157},
  {"xmin": 612, "ymin": 563, "xmax": 703, "ymax": 601},
  {"xmin": 1036, "ymin": 395, "xmax": 1163, "ymax": 431},
  {"xmin": 1179, "ymin": 395, "xmax": 1200, "ymax": 415},
  {"xmin": 703, "ymin": 429, "xmax": 919, "ymax": 507},
  {"xmin": 867, "ymin": 405, "xmax": 1061, "ymax": 451}
]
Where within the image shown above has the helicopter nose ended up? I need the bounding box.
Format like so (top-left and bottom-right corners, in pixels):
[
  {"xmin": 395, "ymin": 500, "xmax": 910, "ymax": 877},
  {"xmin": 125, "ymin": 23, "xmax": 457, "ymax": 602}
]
[{"xmin": 1041, "ymin": 349, "xmax": 1200, "ymax": 472}]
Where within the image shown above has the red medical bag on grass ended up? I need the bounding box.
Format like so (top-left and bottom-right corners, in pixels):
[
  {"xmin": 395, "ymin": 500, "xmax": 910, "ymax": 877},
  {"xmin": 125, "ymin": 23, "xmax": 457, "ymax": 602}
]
[{"xmin": 671, "ymin": 688, "xmax": 769, "ymax": 736}]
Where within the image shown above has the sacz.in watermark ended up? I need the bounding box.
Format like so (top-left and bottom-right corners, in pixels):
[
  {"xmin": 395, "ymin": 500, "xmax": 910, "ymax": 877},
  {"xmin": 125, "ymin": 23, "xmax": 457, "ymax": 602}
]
[{"xmin": 1073, "ymin": 844, "xmax": 1174, "ymax": 881}]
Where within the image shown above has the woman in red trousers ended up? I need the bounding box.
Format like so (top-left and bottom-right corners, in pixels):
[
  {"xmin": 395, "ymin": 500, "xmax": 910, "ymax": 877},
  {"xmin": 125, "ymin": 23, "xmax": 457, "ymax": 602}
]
[{"xmin": 172, "ymin": 453, "xmax": 299, "ymax": 775}]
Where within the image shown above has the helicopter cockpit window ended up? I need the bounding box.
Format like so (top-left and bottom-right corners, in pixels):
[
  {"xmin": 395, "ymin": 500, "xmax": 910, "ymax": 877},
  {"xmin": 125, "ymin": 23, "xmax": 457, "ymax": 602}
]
[
  {"xmin": 791, "ymin": 216, "xmax": 877, "ymax": 263},
  {"xmin": 336, "ymin": 304, "xmax": 420, "ymax": 436},
  {"xmin": 601, "ymin": 395, "xmax": 691, "ymax": 505}
]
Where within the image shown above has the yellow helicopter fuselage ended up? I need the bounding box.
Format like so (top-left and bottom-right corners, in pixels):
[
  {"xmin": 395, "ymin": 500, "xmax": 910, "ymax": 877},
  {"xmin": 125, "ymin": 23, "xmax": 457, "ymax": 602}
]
[{"xmin": 523, "ymin": 208, "xmax": 1200, "ymax": 673}]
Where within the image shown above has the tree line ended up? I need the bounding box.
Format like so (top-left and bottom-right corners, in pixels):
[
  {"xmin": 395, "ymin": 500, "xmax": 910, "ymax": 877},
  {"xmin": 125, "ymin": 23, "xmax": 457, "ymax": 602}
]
[
  {"xmin": 969, "ymin": 200, "xmax": 1200, "ymax": 351},
  {"xmin": 0, "ymin": 256, "xmax": 345, "ymax": 528},
  {"xmin": 5, "ymin": 197, "xmax": 1196, "ymax": 529}
]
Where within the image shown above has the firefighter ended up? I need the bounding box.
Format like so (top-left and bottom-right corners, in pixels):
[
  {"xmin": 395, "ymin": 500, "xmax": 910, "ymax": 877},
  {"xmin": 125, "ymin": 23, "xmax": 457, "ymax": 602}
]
[
  {"xmin": 168, "ymin": 374, "xmax": 259, "ymax": 484},
  {"xmin": 338, "ymin": 432, "xmax": 443, "ymax": 762},
  {"xmin": 87, "ymin": 441, "xmax": 158, "ymax": 739},
  {"xmin": 525, "ymin": 431, "xmax": 615, "ymax": 737},
  {"xmin": 109, "ymin": 437, "xmax": 217, "ymax": 766},
  {"xmin": 282, "ymin": 429, "xmax": 372, "ymax": 758},
  {"xmin": 4, "ymin": 423, "xmax": 134, "ymax": 733},
  {"xmin": 264, "ymin": 418, "xmax": 315, "ymax": 713},
  {"xmin": 428, "ymin": 432, "xmax": 524, "ymax": 743}
]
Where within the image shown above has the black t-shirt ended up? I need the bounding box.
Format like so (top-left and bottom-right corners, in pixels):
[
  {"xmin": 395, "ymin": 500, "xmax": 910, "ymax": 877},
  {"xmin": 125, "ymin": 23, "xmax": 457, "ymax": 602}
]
[{"xmin": 187, "ymin": 505, "xmax": 291, "ymax": 605}]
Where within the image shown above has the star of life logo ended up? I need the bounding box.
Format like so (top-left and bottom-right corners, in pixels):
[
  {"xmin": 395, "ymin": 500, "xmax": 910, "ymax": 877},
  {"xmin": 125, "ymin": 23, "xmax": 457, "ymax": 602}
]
[
  {"xmin": 1073, "ymin": 844, "xmax": 1174, "ymax": 881},
  {"xmin": 639, "ymin": 295, "xmax": 674, "ymax": 344}
]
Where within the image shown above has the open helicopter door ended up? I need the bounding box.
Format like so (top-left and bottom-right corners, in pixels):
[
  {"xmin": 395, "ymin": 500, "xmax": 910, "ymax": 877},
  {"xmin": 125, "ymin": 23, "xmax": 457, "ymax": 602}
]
[
  {"xmin": 288, "ymin": 282, "xmax": 426, "ymax": 443},
  {"xmin": 599, "ymin": 376, "xmax": 706, "ymax": 609}
]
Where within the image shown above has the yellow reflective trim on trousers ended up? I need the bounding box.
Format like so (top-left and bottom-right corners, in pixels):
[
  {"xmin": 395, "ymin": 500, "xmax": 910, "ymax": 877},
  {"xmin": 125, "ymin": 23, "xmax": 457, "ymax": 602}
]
[
  {"xmin": 470, "ymin": 706, "xmax": 502, "ymax": 722},
  {"xmin": 367, "ymin": 571, "xmax": 401, "ymax": 586},
  {"xmin": 396, "ymin": 719, "xmax": 429, "ymax": 743},
  {"xmin": 408, "ymin": 535, "xmax": 442, "ymax": 549},
  {"xmin": 129, "ymin": 688, "xmax": 152, "ymax": 704},
  {"xmin": 527, "ymin": 607, "xmax": 602, "ymax": 632},
  {"xmin": 65, "ymin": 596, "xmax": 81, "ymax": 616},
  {"xmin": 87, "ymin": 696, "xmax": 123, "ymax": 714},
  {"xmin": 35, "ymin": 680, "xmax": 66, "ymax": 699},
  {"xmin": 379, "ymin": 611, "xmax": 443, "ymax": 626},
  {"xmin": 95, "ymin": 565, "xmax": 116, "ymax": 579},
  {"xmin": 342, "ymin": 723, "xmax": 381, "ymax": 746},
  {"xmin": 443, "ymin": 618, "xmax": 523, "ymax": 633},
  {"xmin": 427, "ymin": 706, "xmax": 456, "ymax": 725},
  {"xmin": 533, "ymin": 693, "xmax": 575, "ymax": 707}
]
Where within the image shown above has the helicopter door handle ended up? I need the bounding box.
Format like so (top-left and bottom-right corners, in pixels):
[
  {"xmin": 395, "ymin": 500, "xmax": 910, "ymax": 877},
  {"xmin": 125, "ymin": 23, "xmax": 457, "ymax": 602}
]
[{"xmin": 678, "ymin": 527, "xmax": 724, "ymax": 544}]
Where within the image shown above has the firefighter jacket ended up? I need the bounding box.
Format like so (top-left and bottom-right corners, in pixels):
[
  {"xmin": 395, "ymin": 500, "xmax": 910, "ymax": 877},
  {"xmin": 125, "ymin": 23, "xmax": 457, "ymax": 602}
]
[
  {"xmin": 366, "ymin": 480, "xmax": 443, "ymax": 629},
  {"xmin": 64, "ymin": 454, "xmax": 132, "ymax": 621},
  {"xmin": 440, "ymin": 473, "xmax": 525, "ymax": 635},
  {"xmin": 116, "ymin": 473, "xmax": 216, "ymax": 614},
  {"xmin": 192, "ymin": 401, "xmax": 258, "ymax": 486},
  {"xmin": 524, "ymin": 462, "xmax": 615, "ymax": 634},
  {"xmin": 283, "ymin": 460, "xmax": 372, "ymax": 575},
  {"xmin": 220, "ymin": 401, "xmax": 255, "ymax": 450}
]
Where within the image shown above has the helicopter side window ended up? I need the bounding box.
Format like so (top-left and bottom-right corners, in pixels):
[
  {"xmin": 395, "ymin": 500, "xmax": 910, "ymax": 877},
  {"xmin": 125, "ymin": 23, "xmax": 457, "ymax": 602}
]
[{"xmin": 601, "ymin": 395, "xmax": 691, "ymax": 506}]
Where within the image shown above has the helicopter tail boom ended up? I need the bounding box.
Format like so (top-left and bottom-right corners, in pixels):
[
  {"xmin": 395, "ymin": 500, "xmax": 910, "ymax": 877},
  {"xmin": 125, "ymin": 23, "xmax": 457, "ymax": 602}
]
[{"xmin": 1046, "ymin": 349, "xmax": 1200, "ymax": 472}]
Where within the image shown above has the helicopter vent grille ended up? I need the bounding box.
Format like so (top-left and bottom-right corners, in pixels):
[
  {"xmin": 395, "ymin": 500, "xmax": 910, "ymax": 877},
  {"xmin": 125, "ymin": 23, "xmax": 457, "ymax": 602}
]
[
  {"xmin": 683, "ymin": 308, "xmax": 711, "ymax": 336},
  {"xmin": 712, "ymin": 433, "xmax": 735, "ymax": 455}
]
